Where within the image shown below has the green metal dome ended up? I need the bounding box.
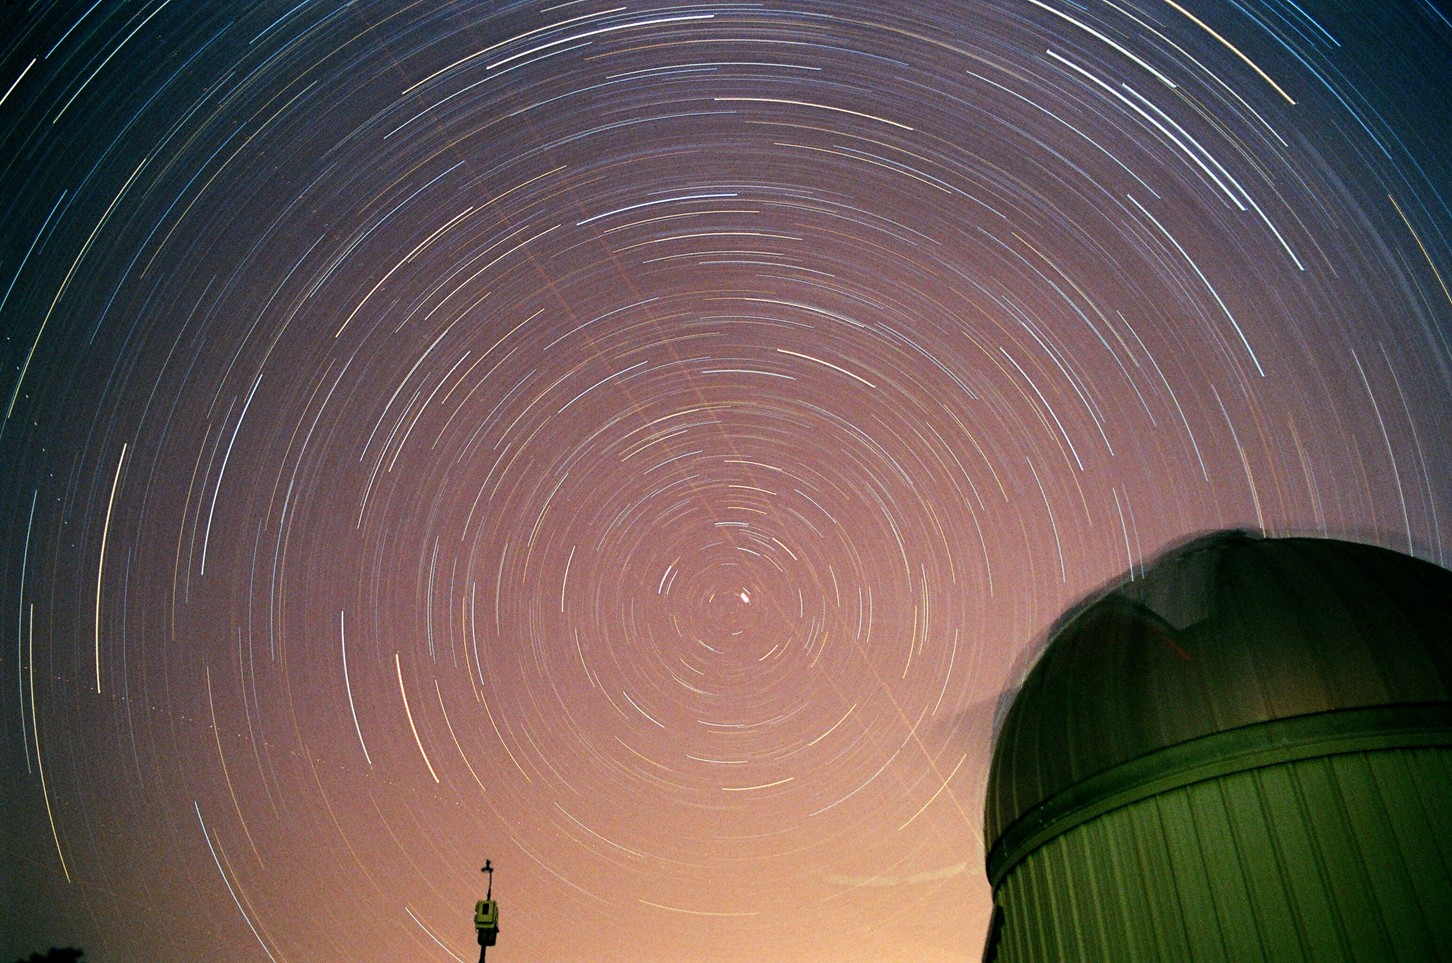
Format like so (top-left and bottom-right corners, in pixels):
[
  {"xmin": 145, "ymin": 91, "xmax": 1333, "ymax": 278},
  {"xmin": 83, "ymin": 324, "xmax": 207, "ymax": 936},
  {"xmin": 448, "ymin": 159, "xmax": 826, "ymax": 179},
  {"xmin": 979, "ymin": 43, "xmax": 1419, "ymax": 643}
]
[{"xmin": 985, "ymin": 530, "xmax": 1452, "ymax": 885}]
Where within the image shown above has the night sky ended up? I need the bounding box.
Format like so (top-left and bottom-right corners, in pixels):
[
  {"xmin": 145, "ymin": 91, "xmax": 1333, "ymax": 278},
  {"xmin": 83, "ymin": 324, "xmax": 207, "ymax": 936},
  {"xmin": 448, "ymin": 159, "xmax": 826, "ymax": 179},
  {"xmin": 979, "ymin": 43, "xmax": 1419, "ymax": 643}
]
[{"xmin": 2, "ymin": 1, "xmax": 1450, "ymax": 960}]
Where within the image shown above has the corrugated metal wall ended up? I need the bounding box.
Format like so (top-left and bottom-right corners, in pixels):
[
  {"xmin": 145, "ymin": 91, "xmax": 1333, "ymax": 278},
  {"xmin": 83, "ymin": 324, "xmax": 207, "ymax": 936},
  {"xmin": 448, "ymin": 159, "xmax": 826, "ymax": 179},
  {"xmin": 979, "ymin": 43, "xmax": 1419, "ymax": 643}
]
[{"xmin": 989, "ymin": 747, "xmax": 1452, "ymax": 962}]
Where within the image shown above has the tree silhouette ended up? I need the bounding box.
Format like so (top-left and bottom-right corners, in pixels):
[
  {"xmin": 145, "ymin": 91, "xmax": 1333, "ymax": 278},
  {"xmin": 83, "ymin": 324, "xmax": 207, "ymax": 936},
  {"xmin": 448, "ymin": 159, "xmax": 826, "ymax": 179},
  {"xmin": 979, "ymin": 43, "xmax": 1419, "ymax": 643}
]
[{"xmin": 11, "ymin": 949, "xmax": 85, "ymax": 963}]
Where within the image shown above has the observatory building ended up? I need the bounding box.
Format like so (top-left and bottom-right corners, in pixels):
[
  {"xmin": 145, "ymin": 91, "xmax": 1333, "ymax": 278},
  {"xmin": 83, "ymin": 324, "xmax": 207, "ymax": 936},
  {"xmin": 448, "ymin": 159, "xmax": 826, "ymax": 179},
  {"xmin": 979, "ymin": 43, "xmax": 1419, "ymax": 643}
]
[{"xmin": 982, "ymin": 531, "xmax": 1452, "ymax": 961}]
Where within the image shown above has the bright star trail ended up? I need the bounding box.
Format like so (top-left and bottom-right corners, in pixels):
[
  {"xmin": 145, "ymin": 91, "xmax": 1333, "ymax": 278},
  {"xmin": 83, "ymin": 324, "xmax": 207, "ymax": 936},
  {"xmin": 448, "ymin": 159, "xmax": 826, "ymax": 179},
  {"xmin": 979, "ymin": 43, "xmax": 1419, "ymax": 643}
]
[{"xmin": 2, "ymin": 2, "xmax": 1450, "ymax": 960}]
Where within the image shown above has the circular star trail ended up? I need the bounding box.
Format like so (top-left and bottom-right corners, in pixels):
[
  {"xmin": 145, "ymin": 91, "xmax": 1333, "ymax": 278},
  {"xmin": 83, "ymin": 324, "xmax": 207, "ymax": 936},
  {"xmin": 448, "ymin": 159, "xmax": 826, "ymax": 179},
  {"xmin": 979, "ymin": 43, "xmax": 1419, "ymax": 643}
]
[{"xmin": 2, "ymin": 2, "xmax": 1450, "ymax": 960}]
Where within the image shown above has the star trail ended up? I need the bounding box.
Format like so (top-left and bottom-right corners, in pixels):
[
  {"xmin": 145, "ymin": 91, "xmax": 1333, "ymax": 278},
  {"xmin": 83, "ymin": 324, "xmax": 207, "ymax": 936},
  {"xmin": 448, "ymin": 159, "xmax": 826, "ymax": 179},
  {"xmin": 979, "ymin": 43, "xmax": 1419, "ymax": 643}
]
[{"xmin": 2, "ymin": 2, "xmax": 1449, "ymax": 960}]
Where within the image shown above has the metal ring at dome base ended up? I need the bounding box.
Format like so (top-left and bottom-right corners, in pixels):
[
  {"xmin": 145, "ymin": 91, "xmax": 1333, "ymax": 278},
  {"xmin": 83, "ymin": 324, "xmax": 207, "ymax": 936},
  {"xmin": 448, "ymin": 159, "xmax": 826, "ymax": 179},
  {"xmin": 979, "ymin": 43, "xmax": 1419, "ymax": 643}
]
[{"xmin": 985, "ymin": 702, "xmax": 1452, "ymax": 887}]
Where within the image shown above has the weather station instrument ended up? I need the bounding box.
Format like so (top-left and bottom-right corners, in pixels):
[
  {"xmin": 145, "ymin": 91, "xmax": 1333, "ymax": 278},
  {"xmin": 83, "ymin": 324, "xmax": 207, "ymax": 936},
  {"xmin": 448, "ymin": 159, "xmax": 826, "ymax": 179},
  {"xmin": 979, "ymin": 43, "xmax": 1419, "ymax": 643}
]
[{"xmin": 474, "ymin": 859, "xmax": 500, "ymax": 960}]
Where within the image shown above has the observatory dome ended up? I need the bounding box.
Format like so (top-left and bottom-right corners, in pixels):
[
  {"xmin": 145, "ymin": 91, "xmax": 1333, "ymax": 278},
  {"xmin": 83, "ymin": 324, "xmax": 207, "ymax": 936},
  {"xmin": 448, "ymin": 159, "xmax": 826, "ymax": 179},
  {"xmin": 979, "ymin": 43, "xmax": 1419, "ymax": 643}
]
[{"xmin": 985, "ymin": 530, "xmax": 1452, "ymax": 884}]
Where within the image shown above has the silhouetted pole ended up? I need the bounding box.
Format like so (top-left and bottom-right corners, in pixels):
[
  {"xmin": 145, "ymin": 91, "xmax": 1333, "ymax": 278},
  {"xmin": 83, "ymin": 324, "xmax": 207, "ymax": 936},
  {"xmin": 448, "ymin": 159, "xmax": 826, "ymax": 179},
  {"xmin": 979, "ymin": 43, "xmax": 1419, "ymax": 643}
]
[{"xmin": 482, "ymin": 859, "xmax": 499, "ymax": 958}]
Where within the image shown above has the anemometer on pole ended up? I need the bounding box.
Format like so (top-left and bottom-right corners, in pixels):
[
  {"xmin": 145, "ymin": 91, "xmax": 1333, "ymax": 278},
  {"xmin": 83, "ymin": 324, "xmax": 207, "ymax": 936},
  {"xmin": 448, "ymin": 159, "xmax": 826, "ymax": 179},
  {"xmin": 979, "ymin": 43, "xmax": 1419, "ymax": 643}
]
[{"xmin": 474, "ymin": 859, "xmax": 500, "ymax": 960}]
